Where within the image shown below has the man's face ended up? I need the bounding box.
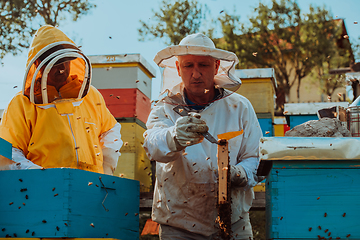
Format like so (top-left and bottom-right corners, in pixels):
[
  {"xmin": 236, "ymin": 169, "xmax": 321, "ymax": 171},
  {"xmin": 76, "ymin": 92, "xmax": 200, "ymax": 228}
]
[
  {"xmin": 47, "ymin": 61, "xmax": 71, "ymax": 90},
  {"xmin": 176, "ymin": 55, "xmax": 220, "ymax": 103}
]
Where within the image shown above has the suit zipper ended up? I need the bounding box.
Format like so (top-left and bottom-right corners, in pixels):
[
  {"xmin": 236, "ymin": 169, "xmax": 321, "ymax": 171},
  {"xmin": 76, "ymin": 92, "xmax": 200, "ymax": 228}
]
[{"xmin": 66, "ymin": 114, "xmax": 79, "ymax": 166}]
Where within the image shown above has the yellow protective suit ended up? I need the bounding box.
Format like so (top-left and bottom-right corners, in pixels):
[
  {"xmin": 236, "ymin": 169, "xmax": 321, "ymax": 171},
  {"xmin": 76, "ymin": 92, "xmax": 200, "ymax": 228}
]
[{"xmin": 0, "ymin": 25, "xmax": 118, "ymax": 174}]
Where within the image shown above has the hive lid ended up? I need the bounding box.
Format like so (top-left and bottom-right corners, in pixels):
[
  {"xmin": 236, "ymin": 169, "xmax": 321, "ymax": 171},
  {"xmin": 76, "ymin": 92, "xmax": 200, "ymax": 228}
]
[
  {"xmin": 284, "ymin": 102, "xmax": 349, "ymax": 115},
  {"xmin": 260, "ymin": 137, "xmax": 360, "ymax": 160},
  {"xmin": 88, "ymin": 54, "xmax": 156, "ymax": 78},
  {"xmin": 235, "ymin": 68, "xmax": 277, "ymax": 89}
]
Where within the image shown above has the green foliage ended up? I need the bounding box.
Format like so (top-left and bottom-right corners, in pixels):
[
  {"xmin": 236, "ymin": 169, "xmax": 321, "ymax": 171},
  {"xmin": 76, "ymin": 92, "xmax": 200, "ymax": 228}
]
[
  {"xmin": 305, "ymin": 6, "xmax": 352, "ymax": 99},
  {"xmin": 218, "ymin": 0, "xmax": 352, "ymax": 110},
  {"xmin": 353, "ymin": 37, "xmax": 360, "ymax": 62},
  {"xmin": 0, "ymin": 0, "xmax": 95, "ymax": 59},
  {"xmin": 138, "ymin": 0, "xmax": 208, "ymax": 45}
]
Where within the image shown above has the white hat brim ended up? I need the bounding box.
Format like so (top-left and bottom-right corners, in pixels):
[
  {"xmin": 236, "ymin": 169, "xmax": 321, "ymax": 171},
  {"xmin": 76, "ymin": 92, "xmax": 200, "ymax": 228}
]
[
  {"xmin": 154, "ymin": 45, "xmax": 239, "ymax": 66},
  {"xmin": 154, "ymin": 45, "xmax": 241, "ymax": 95}
]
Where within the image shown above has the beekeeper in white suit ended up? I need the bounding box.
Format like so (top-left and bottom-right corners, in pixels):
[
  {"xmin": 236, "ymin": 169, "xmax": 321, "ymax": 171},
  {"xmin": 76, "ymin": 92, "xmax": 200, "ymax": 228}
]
[{"xmin": 143, "ymin": 33, "xmax": 262, "ymax": 239}]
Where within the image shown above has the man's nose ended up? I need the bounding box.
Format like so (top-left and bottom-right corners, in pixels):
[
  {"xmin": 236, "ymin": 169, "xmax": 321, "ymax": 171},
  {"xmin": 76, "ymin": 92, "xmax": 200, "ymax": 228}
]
[{"xmin": 192, "ymin": 66, "xmax": 201, "ymax": 79}]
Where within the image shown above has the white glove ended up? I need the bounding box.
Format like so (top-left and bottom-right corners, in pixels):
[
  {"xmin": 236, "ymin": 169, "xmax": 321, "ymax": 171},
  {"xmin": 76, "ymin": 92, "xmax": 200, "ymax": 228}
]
[
  {"xmin": 173, "ymin": 113, "xmax": 209, "ymax": 150},
  {"xmin": 100, "ymin": 123, "xmax": 122, "ymax": 175},
  {"xmin": 10, "ymin": 147, "xmax": 41, "ymax": 170},
  {"xmin": 102, "ymin": 148, "xmax": 119, "ymax": 175},
  {"xmin": 230, "ymin": 165, "xmax": 248, "ymax": 187}
]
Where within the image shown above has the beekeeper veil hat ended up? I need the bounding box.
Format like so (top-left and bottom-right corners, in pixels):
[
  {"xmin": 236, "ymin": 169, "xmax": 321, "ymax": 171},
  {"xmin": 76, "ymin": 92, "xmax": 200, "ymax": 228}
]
[{"xmin": 154, "ymin": 33, "xmax": 241, "ymax": 98}]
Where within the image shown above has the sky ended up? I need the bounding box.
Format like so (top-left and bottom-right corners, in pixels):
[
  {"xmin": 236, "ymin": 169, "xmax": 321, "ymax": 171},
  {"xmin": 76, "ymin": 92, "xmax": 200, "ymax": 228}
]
[{"xmin": 0, "ymin": 0, "xmax": 359, "ymax": 109}]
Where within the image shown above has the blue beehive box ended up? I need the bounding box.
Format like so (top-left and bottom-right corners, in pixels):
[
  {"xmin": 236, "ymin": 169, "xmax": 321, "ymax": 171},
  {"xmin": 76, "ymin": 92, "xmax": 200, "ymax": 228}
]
[
  {"xmin": 287, "ymin": 114, "xmax": 318, "ymax": 129},
  {"xmin": 258, "ymin": 117, "xmax": 273, "ymax": 136},
  {"xmin": 0, "ymin": 137, "xmax": 11, "ymax": 160},
  {"xmin": 284, "ymin": 102, "xmax": 349, "ymax": 129},
  {"xmin": 261, "ymin": 137, "xmax": 360, "ymax": 239},
  {"xmin": 0, "ymin": 168, "xmax": 139, "ymax": 239},
  {"xmin": 0, "ymin": 137, "xmax": 12, "ymax": 171}
]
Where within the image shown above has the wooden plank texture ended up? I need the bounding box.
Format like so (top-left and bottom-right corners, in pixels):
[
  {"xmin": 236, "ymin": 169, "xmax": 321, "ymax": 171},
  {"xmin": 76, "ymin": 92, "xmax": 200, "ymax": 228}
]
[{"xmin": 217, "ymin": 142, "xmax": 229, "ymax": 204}]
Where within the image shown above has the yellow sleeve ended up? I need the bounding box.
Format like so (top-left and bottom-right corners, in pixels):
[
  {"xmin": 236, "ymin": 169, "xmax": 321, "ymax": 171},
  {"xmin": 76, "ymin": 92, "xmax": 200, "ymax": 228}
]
[{"xmin": 0, "ymin": 93, "xmax": 33, "ymax": 155}]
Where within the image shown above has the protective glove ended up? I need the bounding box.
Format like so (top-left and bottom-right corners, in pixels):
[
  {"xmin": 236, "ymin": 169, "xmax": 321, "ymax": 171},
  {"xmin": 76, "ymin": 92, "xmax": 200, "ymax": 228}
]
[
  {"xmin": 230, "ymin": 165, "xmax": 248, "ymax": 187},
  {"xmin": 102, "ymin": 148, "xmax": 119, "ymax": 175},
  {"xmin": 10, "ymin": 147, "xmax": 41, "ymax": 170},
  {"xmin": 173, "ymin": 112, "xmax": 209, "ymax": 151}
]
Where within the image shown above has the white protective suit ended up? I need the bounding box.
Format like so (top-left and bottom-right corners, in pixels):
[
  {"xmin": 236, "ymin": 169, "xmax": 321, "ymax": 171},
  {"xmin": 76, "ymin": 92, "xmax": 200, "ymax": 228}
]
[
  {"xmin": 144, "ymin": 33, "xmax": 263, "ymax": 237},
  {"xmin": 144, "ymin": 90, "xmax": 262, "ymax": 235}
]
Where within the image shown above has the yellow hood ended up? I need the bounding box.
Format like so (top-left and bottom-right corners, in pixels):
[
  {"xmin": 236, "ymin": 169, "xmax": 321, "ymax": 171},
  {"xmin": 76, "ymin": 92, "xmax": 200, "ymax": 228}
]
[
  {"xmin": 23, "ymin": 25, "xmax": 91, "ymax": 105},
  {"xmin": 26, "ymin": 25, "xmax": 76, "ymax": 68}
]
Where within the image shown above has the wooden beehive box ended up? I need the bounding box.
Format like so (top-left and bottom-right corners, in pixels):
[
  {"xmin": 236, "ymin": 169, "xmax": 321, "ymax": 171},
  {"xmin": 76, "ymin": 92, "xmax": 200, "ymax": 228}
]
[
  {"xmin": 0, "ymin": 137, "xmax": 12, "ymax": 169},
  {"xmin": 273, "ymin": 116, "xmax": 290, "ymax": 137},
  {"xmin": 257, "ymin": 113, "xmax": 274, "ymax": 136},
  {"xmin": 261, "ymin": 137, "xmax": 360, "ymax": 239},
  {"xmin": 284, "ymin": 102, "xmax": 349, "ymax": 129},
  {"xmin": 115, "ymin": 120, "xmax": 152, "ymax": 192},
  {"xmin": 88, "ymin": 54, "xmax": 156, "ymax": 100},
  {"xmin": 99, "ymin": 88, "xmax": 151, "ymax": 125},
  {"xmin": 235, "ymin": 68, "xmax": 277, "ymax": 116},
  {"xmin": 0, "ymin": 168, "xmax": 139, "ymax": 240}
]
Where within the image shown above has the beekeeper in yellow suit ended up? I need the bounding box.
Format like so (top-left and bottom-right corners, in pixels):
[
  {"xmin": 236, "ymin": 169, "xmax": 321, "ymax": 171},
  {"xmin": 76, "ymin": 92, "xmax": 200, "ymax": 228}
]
[{"xmin": 0, "ymin": 25, "xmax": 122, "ymax": 174}]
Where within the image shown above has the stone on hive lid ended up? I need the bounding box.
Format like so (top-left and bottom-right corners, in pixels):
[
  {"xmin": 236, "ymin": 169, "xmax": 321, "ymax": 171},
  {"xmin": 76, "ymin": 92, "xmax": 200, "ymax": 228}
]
[{"xmin": 285, "ymin": 118, "xmax": 351, "ymax": 137}]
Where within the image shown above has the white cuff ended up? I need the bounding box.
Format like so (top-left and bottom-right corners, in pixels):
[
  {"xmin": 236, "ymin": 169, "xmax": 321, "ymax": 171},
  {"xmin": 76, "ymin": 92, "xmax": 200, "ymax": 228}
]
[
  {"xmin": 10, "ymin": 147, "xmax": 41, "ymax": 170},
  {"xmin": 100, "ymin": 122, "xmax": 122, "ymax": 175}
]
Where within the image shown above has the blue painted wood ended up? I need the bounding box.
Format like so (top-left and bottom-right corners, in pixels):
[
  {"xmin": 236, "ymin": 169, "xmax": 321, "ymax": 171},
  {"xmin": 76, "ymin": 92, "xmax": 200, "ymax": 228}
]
[
  {"xmin": 258, "ymin": 118, "xmax": 273, "ymax": 136},
  {"xmin": 272, "ymin": 160, "xmax": 360, "ymax": 169},
  {"xmin": 289, "ymin": 115, "xmax": 318, "ymax": 129},
  {"xmin": 266, "ymin": 160, "xmax": 360, "ymax": 239},
  {"xmin": 0, "ymin": 138, "xmax": 12, "ymax": 159},
  {"xmin": 0, "ymin": 168, "xmax": 139, "ymax": 239}
]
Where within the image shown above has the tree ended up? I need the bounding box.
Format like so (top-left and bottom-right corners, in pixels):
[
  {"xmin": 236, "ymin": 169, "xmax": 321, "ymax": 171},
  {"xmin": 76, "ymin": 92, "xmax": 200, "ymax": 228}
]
[
  {"xmin": 0, "ymin": 0, "xmax": 95, "ymax": 60},
  {"xmin": 304, "ymin": 6, "xmax": 352, "ymax": 101},
  {"xmin": 311, "ymin": 38, "xmax": 352, "ymax": 101},
  {"xmin": 138, "ymin": 0, "xmax": 209, "ymax": 46},
  {"xmin": 217, "ymin": 0, "xmax": 352, "ymax": 111}
]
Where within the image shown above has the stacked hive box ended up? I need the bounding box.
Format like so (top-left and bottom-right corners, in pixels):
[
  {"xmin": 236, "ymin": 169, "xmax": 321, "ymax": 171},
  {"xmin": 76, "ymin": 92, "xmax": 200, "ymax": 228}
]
[
  {"xmin": 284, "ymin": 102, "xmax": 349, "ymax": 129},
  {"xmin": 261, "ymin": 137, "xmax": 360, "ymax": 239},
  {"xmin": 88, "ymin": 54, "xmax": 156, "ymax": 192},
  {"xmin": 234, "ymin": 68, "xmax": 277, "ymax": 197},
  {"xmin": 235, "ymin": 68, "xmax": 277, "ymax": 137},
  {"xmin": 273, "ymin": 116, "xmax": 290, "ymax": 136}
]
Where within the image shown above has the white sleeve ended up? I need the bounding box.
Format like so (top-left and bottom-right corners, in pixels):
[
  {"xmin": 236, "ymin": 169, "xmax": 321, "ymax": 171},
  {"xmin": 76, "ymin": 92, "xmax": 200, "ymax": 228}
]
[
  {"xmin": 100, "ymin": 122, "xmax": 122, "ymax": 175},
  {"xmin": 143, "ymin": 104, "xmax": 183, "ymax": 163},
  {"xmin": 236, "ymin": 100, "xmax": 263, "ymax": 189},
  {"xmin": 237, "ymin": 157, "xmax": 259, "ymax": 189},
  {"xmin": 9, "ymin": 147, "xmax": 41, "ymax": 170}
]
